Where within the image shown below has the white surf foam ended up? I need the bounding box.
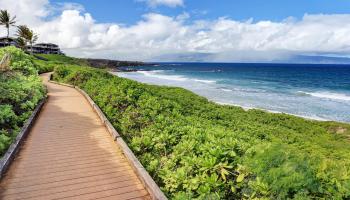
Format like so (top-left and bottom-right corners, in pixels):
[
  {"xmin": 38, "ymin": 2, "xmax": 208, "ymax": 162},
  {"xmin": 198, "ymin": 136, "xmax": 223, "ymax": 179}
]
[
  {"xmin": 218, "ymin": 87, "xmax": 265, "ymax": 93},
  {"xmin": 215, "ymin": 101, "xmax": 252, "ymax": 110},
  {"xmin": 220, "ymin": 88, "xmax": 233, "ymax": 92},
  {"xmin": 214, "ymin": 101, "xmax": 328, "ymax": 121},
  {"xmin": 138, "ymin": 70, "xmax": 188, "ymax": 81},
  {"xmin": 113, "ymin": 72, "xmax": 345, "ymax": 122},
  {"xmin": 138, "ymin": 70, "xmax": 218, "ymax": 84},
  {"xmin": 194, "ymin": 79, "xmax": 216, "ymax": 84},
  {"xmin": 298, "ymin": 91, "xmax": 350, "ymax": 101}
]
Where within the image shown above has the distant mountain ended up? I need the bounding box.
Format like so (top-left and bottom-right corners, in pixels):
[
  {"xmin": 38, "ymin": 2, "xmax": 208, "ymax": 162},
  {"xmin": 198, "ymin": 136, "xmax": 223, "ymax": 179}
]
[
  {"xmin": 151, "ymin": 52, "xmax": 350, "ymax": 64},
  {"xmin": 152, "ymin": 53, "xmax": 214, "ymax": 62},
  {"xmin": 282, "ymin": 55, "xmax": 350, "ymax": 64}
]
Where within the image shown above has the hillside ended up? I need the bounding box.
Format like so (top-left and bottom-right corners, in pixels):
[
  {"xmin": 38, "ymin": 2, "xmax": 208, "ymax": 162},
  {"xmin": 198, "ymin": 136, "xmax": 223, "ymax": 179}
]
[{"xmin": 35, "ymin": 54, "xmax": 152, "ymax": 71}]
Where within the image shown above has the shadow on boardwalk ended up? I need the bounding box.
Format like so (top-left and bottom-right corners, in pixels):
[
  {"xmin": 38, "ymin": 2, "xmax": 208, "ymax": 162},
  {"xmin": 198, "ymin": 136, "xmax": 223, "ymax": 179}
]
[{"xmin": 0, "ymin": 74, "xmax": 150, "ymax": 200}]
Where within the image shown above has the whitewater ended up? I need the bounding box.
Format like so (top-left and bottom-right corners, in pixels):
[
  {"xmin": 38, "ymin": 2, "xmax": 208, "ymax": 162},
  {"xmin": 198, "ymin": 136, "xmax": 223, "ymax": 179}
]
[{"xmin": 115, "ymin": 63, "xmax": 350, "ymax": 123}]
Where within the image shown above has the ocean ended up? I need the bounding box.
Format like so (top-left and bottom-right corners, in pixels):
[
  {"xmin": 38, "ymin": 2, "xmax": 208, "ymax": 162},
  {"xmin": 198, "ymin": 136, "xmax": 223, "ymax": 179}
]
[{"xmin": 116, "ymin": 63, "xmax": 350, "ymax": 123}]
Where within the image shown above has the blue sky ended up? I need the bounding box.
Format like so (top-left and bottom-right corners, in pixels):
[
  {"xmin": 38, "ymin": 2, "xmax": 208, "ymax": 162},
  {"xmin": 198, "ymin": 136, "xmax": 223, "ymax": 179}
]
[
  {"xmin": 50, "ymin": 0, "xmax": 350, "ymax": 24},
  {"xmin": 2, "ymin": 0, "xmax": 350, "ymax": 61}
]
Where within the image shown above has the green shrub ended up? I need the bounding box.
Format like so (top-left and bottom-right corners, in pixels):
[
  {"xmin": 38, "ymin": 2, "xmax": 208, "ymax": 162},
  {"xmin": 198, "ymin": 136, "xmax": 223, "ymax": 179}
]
[
  {"xmin": 33, "ymin": 58, "xmax": 55, "ymax": 74},
  {"xmin": 36, "ymin": 54, "xmax": 88, "ymax": 66},
  {"xmin": 53, "ymin": 64, "xmax": 350, "ymax": 199},
  {"xmin": 0, "ymin": 46, "xmax": 38, "ymax": 75},
  {"xmin": 0, "ymin": 47, "xmax": 45, "ymax": 156}
]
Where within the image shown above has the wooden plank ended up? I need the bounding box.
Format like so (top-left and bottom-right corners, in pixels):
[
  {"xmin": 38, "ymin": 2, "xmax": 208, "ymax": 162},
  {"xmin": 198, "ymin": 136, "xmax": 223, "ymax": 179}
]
[
  {"xmin": 6, "ymin": 158, "xmax": 129, "ymax": 178},
  {"xmin": 0, "ymin": 73, "xmax": 152, "ymax": 200},
  {"xmin": 75, "ymin": 82, "xmax": 167, "ymax": 200},
  {"xmin": 2, "ymin": 171, "xmax": 138, "ymax": 195},
  {"xmin": 2, "ymin": 178, "xmax": 142, "ymax": 199},
  {"xmin": 3, "ymin": 167, "xmax": 135, "ymax": 187},
  {"xmin": 75, "ymin": 87, "xmax": 121, "ymax": 139}
]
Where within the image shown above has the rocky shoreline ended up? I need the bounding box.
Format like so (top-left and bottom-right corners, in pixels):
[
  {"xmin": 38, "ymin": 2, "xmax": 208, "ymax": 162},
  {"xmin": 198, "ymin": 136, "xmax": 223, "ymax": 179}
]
[{"xmin": 81, "ymin": 58, "xmax": 156, "ymax": 72}]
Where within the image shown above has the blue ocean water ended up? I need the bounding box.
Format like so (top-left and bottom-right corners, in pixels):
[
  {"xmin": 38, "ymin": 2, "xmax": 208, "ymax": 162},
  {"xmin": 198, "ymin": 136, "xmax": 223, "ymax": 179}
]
[{"xmin": 116, "ymin": 63, "xmax": 350, "ymax": 122}]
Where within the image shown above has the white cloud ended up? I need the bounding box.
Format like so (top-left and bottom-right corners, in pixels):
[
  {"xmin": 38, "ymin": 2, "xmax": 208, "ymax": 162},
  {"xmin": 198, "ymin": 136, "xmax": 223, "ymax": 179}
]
[
  {"xmin": 0, "ymin": 0, "xmax": 50, "ymax": 25},
  {"xmin": 1, "ymin": 0, "xmax": 350, "ymax": 61},
  {"xmin": 139, "ymin": 0, "xmax": 184, "ymax": 8}
]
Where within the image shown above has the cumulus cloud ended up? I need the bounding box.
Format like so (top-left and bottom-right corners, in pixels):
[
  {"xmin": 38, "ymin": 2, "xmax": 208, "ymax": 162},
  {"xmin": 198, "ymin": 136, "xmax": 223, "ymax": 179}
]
[
  {"xmin": 138, "ymin": 0, "xmax": 184, "ymax": 8},
  {"xmin": 1, "ymin": 0, "xmax": 350, "ymax": 61},
  {"xmin": 0, "ymin": 0, "xmax": 50, "ymax": 25}
]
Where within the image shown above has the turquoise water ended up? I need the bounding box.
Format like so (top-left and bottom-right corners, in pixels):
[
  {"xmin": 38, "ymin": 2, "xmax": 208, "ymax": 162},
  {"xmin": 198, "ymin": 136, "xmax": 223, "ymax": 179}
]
[{"xmin": 116, "ymin": 63, "xmax": 350, "ymax": 122}]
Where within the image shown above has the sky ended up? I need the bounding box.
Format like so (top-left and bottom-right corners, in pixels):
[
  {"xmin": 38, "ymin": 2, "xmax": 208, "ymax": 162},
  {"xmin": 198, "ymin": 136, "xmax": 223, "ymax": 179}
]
[{"xmin": 0, "ymin": 0, "xmax": 350, "ymax": 62}]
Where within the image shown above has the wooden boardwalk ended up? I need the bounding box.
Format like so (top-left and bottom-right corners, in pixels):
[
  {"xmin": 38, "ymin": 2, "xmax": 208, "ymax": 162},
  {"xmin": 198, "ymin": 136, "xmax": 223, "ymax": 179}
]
[{"xmin": 0, "ymin": 74, "xmax": 151, "ymax": 200}]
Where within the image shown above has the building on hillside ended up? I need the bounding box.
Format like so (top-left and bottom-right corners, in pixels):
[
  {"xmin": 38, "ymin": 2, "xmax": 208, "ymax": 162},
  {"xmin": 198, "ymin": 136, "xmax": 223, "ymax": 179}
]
[
  {"xmin": 0, "ymin": 37, "xmax": 17, "ymax": 47},
  {"xmin": 28, "ymin": 43, "xmax": 64, "ymax": 55},
  {"xmin": 0, "ymin": 38, "xmax": 64, "ymax": 55}
]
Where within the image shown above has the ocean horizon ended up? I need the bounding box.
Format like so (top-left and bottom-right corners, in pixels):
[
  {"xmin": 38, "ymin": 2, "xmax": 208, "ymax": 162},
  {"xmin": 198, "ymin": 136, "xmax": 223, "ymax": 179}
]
[{"xmin": 116, "ymin": 62, "xmax": 350, "ymax": 123}]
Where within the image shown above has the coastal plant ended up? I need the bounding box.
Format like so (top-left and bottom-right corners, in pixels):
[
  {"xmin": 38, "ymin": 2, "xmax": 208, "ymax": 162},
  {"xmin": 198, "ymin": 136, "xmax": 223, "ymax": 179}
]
[
  {"xmin": 0, "ymin": 47, "xmax": 45, "ymax": 156},
  {"xmin": 32, "ymin": 58, "xmax": 55, "ymax": 73},
  {"xmin": 0, "ymin": 46, "xmax": 38, "ymax": 75},
  {"xmin": 53, "ymin": 64, "xmax": 350, "ymax": 199}
]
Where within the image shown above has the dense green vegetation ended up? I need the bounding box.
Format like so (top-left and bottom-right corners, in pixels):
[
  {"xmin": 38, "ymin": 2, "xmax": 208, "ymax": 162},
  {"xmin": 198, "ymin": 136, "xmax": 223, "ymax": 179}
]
[
  {"xmin": 0, "ymin": 47, "xmax": 45, "ymax": 156},
  {"xmin": 52, "ymin": 64, "xmax": 350, "ymax": 199},
  {"xmin": 32, "ymin": 54, "xmax": 89, "ymax": 74},
  {"xmin": 36, "ymin": 54, "xmax": 88, "ymax": 66},
  {"xmin": 37, "ymin": 53, "xmax": 149, "ymax": 70},
  {"xmin": 32, "ymin": 58, "xmax": 55, "ymax": 74}
]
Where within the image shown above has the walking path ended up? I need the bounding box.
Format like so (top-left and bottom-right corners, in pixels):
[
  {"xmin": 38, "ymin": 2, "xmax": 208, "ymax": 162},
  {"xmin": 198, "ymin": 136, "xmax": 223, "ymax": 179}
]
[{"xmin": 0, "ymin": 73, "xmax": 151, "ymax": 200}]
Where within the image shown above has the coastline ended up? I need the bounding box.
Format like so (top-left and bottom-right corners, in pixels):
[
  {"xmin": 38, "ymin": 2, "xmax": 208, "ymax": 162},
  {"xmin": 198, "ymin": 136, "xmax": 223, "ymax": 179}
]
[
  {"xmin": 214, "ymin": 101, "xmax": 329, "ymax": 122},
  {"xmin": 112, "ymin": 70, "xmax": 336, "ymax": 123}
]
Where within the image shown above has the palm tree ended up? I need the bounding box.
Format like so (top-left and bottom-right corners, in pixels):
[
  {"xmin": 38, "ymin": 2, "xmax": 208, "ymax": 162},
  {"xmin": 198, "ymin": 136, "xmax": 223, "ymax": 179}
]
[
  {"xmin": 17, "ymin": 25, "xmax": 38, "ymax": 54},
  {"xmin": 16, "ymin": 37, "xmax": 27, "ymax": 51},
  {"xmin": 0, "ymin": 10, "xmax": 16, "ymax": 45},
  {"xmin": 26, "ymin": 29, "xmax": 38, "ymax": 55}
]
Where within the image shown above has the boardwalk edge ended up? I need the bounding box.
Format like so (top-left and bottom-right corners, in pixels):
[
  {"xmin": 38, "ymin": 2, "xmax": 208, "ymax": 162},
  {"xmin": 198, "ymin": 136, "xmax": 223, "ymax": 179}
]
[
  {"xmin": 49, "ymin": 80, "xmax": 167, "ymax": 200},
  {"xmin": 0, "ymin": 97, "xmax": 47, "ymax": 179}
]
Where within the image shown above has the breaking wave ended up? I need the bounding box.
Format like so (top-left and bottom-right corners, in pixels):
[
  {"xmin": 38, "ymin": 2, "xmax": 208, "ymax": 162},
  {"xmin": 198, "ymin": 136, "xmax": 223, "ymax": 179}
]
[
  {"xmin": 298, "ymin": 91, "xmax": 350, "ymax": 101},
  {"xmin": 138, "ymin": 71, "xmax": 188, "ymax": 81}
]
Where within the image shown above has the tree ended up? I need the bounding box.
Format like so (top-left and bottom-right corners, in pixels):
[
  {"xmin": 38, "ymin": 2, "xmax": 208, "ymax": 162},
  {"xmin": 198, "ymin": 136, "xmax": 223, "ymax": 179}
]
[
  {"xmin": 0, "ymin": 10, "xmax": 16, "ymax": 45},
  {"xmin": 16, "ymin": 25, "xmax": 38, "ymax": 54},
  {"xmin": 15, "ymin": 37, "xmax": 27, "ymax": 51}
]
